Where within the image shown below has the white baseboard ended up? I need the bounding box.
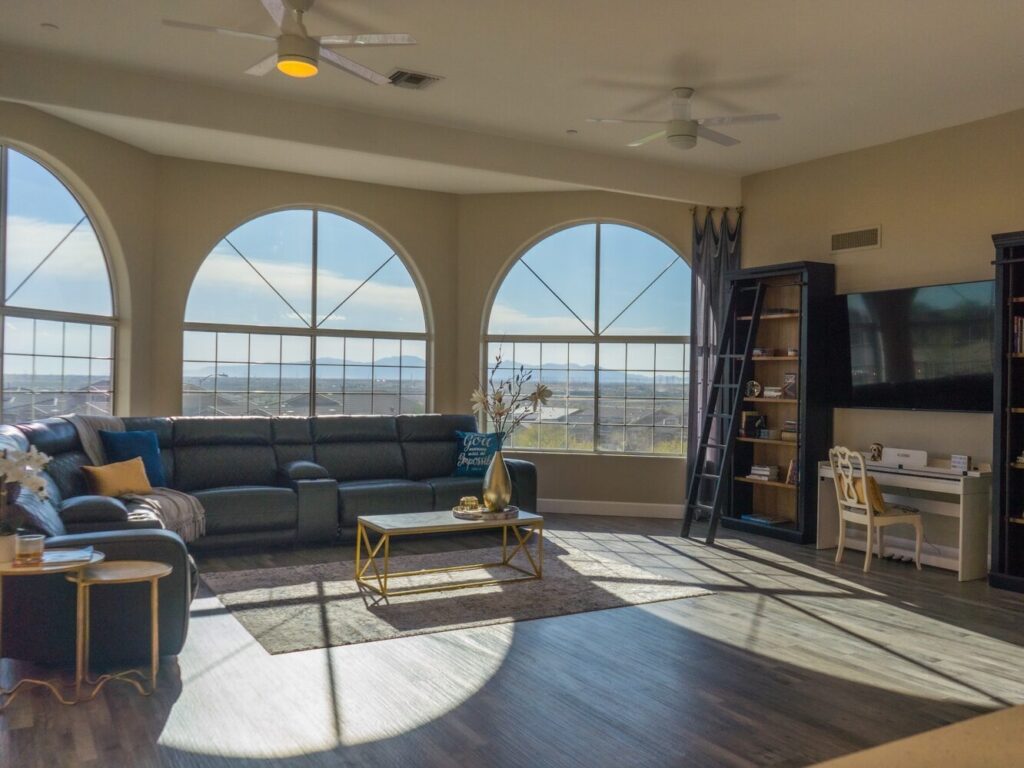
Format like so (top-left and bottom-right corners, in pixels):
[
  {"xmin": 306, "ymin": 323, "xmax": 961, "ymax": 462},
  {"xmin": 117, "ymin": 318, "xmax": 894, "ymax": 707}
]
[{"xmin": 538, "ymin": 498, "xmax": 683, "ymax": 519}]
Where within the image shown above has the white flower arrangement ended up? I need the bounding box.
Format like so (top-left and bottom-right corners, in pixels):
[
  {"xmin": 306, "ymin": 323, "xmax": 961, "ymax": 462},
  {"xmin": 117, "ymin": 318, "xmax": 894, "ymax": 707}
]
[
  {"xmin": 471, "ymin": 350, "xmax": 552, "ymax": 442},
  {"xmin": 0, "ymin": 446, "xmax": 51, "ymax": 534}
]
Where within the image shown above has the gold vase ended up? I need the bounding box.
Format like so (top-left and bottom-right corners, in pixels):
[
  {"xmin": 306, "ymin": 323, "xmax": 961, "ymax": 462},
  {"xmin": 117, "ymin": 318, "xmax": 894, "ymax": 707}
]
[{"xmin": 482, "ymin": 449, "xmax": 511, "ymax": 512}]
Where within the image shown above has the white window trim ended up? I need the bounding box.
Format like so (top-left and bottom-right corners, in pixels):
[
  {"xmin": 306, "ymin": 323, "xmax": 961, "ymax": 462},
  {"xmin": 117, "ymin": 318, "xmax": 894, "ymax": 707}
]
[
  {"xmin": 0, "ymin": 145, "xmax": 118, "ymax": 423},
  {"xmin": 483, "ymin": 221, "xmax": 689, "ymax": 457}
]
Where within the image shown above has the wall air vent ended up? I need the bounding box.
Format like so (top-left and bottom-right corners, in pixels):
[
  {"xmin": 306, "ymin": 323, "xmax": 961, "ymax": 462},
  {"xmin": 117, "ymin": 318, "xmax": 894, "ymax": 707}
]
[
  {"xmin": 830, "ymin": 226, "xmax": 881, "ymax": 254},
  {"xmin": 388, "ymin": 69, "xmax": 443, "ymax": 89}
]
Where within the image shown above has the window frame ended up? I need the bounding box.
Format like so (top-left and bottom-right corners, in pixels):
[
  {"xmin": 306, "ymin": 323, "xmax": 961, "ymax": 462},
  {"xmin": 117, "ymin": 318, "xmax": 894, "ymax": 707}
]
[
  {"xmin": 181, "ymin": 206, "xmax": 431, "ymax": 417},
  {"xmin": 0, "ymin": 145, "xmax": 119, "ymax": 423},
  {"xmin": 483, "ymin": 220, "xmax": 690, "ymax": 457}
]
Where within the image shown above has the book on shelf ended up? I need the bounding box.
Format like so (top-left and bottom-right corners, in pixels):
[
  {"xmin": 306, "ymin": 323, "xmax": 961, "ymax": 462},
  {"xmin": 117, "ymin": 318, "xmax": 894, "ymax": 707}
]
[
  {"xmin": 783, "ymin": 419, "xmax": 798, "ymax": 431},
  {"xmin": 747, "ymin": 464, "xmax": 780, "ymax": 481},
  {"xmin": 784, "ymin": 459, "xmax": 797, "ymax": 484},
  {"xmin": 780, "ymin": 430, "xmax": 798, "ymax": 442},
  {"xmin": 762, "ymin": 386, "xmax": 784, "ymax": 399}
]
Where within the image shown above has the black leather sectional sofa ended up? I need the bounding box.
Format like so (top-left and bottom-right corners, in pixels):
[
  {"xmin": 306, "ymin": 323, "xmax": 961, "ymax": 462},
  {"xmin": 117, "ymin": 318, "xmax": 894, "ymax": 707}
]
[{"xmin": 0, "ymin": 413, "xmax": 536, "ymax": 665}]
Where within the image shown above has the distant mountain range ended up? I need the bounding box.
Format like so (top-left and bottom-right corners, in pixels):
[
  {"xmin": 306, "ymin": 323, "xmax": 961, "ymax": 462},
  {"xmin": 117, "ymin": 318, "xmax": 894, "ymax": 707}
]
[{"xmin": 184, "ymin": 355, "xmax": 687, "ymax": 383}]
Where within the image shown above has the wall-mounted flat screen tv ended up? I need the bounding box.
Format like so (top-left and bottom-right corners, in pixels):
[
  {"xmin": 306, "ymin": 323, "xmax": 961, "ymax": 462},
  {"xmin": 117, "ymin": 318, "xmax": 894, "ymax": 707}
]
[{"xmin": 843, "ymin": 280, "xmax": 994, "ymax": 412}]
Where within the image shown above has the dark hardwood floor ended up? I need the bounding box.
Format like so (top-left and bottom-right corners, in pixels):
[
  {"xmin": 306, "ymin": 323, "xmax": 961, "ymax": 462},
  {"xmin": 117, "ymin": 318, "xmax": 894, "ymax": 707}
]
[{"xmin": 2, "ymin": 514, "xmax": 1022, "ymax": 768}]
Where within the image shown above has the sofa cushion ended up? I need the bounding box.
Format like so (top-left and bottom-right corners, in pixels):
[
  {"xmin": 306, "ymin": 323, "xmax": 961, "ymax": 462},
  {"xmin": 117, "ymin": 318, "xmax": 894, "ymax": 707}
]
[
  {"xmin": 100, "ymin": 430, "xmax": 167, "ymax": 487},
  {"xmin": 396, "ymin": 414, "xmax": 477, "ymax": 480},
  {"xmin": 171, "ymin": 417, "xmax": 278, "ymax": 491},
  {"xmin": 10, "ymin": 483, "xmax": 66, "ymax": 538},
  {"xmin": 336, "ymin": 479, "xmax": 433, "ymax": 527},
  {"xmin": 312, "ymin": 416, "xmax": 405, "ymax": 482},
  {"xmin": 60, "ymin": 495, "xmax": 129, "ymax": 525},
  {"xmin": 271, "ymin": 417, "xmax": 314, "ymax": 466},
  {"xmin": 122, "ymin": 417, "xmax": 175, "ymax": 485},
  {"xmin": 82, "ymin": 457, "xmax": 153, "ymax": 497},
  {"xmin": 193, "ymin": 486, "xmax": 297, "ymax": 535},
  {"xmin": 453, "ymin": 431, "xmax": 501, "ymax": 478},
  {"xmin": 425, "ymin": 476, "xmax": 486, "ymax": 511}
]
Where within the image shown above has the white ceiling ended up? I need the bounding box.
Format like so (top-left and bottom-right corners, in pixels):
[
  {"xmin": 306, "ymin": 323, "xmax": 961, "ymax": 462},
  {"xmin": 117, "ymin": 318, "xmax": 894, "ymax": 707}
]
[{"xmin": 3, "ymin": 0, "xmax": 1024, "ymax": 195}]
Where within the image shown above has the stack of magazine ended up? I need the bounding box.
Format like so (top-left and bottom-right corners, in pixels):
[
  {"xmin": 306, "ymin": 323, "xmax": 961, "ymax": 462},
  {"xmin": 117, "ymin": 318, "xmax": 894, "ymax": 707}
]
[
  {"xmin": 781, "ymin": 418, "xmax": 799, "ymax": 441},
  {"xmin": 37, "ymin": 546, "xmax": 94, "ymax": 565},
  {"xmin": 747, "ymin": 464, "xmax": 779, "ymax": 482}
]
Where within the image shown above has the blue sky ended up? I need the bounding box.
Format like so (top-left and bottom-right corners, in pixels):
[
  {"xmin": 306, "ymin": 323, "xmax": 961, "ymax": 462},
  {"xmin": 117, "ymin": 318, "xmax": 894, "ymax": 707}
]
[{"xmin": 488, "ymin": 222, "xmax": 691, "ymax": 337}]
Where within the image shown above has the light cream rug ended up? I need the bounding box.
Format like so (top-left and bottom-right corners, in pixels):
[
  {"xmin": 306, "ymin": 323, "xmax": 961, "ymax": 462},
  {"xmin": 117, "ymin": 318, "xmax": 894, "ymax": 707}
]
[{"xmin": 201, "ymin": 540, "xmax": 711, "ymax": 653}]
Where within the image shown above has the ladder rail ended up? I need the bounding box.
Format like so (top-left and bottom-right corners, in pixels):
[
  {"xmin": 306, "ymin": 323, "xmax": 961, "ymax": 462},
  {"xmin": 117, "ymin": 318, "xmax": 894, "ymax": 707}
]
[{"xmin": 681, "ymin": 282, "xmax": 766, "ymax": 542}]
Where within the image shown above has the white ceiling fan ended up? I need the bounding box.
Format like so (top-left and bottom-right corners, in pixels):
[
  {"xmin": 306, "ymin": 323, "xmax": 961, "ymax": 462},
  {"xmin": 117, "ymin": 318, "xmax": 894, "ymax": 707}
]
[
  {"xmin": 587, "ymin": 87, "xmax": 780, "ymax": 149},
  {"xmin": 163, "ymin": 0, "xmax": 415, "ymax": 85}
]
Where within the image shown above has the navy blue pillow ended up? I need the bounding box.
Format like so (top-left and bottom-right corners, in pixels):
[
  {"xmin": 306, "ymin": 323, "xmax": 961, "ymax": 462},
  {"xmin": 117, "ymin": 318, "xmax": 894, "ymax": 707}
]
[
  {"xmin": 99, "ymin": 430, "xmax": 167, "ymax": 487},
  {"xmin": 454, "ymin": 431, "xmax": 502, "ymax": 477}
]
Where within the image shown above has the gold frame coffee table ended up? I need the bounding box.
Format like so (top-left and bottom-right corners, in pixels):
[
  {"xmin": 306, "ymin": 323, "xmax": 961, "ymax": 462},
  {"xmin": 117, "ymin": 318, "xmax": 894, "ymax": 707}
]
[{"xmin": 355, "ymin": 510, "xmax": 543, "ymax": 598}]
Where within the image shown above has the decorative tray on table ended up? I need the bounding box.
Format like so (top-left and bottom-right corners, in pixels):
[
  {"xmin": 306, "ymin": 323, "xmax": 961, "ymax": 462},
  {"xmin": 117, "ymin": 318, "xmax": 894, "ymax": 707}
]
[{"xmin": 452, "ymin": 496, "xmax": 519, "ymax": 520}]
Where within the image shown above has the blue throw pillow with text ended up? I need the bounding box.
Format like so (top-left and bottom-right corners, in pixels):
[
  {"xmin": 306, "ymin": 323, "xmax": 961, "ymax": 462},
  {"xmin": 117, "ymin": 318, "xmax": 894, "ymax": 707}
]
[{"xmin": 454, "ymin": 431, "xmax": 502, "ymax": 477}]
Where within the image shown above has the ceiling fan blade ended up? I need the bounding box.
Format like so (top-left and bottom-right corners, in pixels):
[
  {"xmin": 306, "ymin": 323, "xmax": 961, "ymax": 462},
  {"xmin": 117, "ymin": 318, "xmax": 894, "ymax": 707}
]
[
  {"xmin": 698, "ymin": 113, "xmax": 781, "ymax": 127},
  {"xmin": 245, "ymin": 53, "xmax": 279, "ymax": 77},
  {"xmin": 318, "ymin": 47, "xmax": 391, "ymax": 85},
  {"xmin": 260, "ymin": 0, "xmax": 287, "ymax": 28},
  {"xmin": 628, "ymin": 130, "xmax": 666, "ymax": 148},
  {"xmin": 319, "ymin": 33, "xmax": 417, "ymax": 47},
  {"xmin": 162, "ymin": 19, "xmax": 275, "ymax": 42},
  {"xmin": 697, "ymin": 125, "xmax": 740, "ymax": 147},
  {"xmin": 586, "ymin": 118, "xmax": 664, "ymax": 125}
]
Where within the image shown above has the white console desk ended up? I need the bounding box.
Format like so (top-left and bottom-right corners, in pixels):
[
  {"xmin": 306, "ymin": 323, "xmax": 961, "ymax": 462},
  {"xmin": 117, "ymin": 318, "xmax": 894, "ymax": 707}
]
[{"xmin": 816, "ymin": 462, "xmax": 990, "ymax": 581}]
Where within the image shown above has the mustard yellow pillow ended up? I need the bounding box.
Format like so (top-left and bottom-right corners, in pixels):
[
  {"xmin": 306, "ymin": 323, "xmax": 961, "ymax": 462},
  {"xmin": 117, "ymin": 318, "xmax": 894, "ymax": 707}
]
[
  {"xmin": 853, "ymin": 476, "xmax": 887, "ymax": 513},
  {"xmin": 82, "ymin": 457, "xmax": 153, "ymax": 497}
]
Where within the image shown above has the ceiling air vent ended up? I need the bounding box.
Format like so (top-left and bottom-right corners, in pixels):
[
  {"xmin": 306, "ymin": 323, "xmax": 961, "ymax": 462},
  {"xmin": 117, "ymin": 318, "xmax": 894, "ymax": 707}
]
[
  {"xmin": 388, "ymin": 69, "xmax": 443, "ymax": 89},
  {"xmin": 831, "ymin": 226, "xmax": 881, "ymax": 254}
]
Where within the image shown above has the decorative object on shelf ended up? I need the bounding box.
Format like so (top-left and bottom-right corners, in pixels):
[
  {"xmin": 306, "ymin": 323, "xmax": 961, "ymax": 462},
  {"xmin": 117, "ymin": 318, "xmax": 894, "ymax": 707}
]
[
  {"xmin": 740, "ymin": 411, "xmax": 764, "ymax": 437},
  {"xmin": 752, "ymin": 347, "xmax": 774, "ymax": 357},
  {"xmin": 471, "ymin": 349, "xmax": 552, "ymax": 511},
  {"xmin": 744, "ymin": 380, "xmax": 762, "ymax": 398},
  {"xmin": 781, "ymin": 371, "xmax": 798, "ymax": 399},
  {"xmin": 0, "ymin": 446, "xmax": 51, "ymax": 565},
  {"xmin": 869, "ymin": 442, "xmax": 884, "ymax": 462},
  {"xmin": 950, "ymin": 454, "xmax": 971, "ymax": 473}
]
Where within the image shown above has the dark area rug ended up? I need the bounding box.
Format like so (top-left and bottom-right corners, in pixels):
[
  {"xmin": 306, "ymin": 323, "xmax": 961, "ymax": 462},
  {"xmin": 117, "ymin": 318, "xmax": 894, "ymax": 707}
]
[{"xmin": 202, "ymin": 539, "xmax": 711, "ymax": 653}]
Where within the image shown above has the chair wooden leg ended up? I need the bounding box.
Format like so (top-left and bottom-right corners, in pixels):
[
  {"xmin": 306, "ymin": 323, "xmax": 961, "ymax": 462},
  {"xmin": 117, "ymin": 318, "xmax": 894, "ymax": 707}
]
[
  {"xmin": 914, "ymin": 521, "xmax": 923, "ymax": 570},
  {"xmin": 863, "ymin": 524, "xmax": 874, "ymax": 572},
  {"xmin": 835, "ymin": 519, "xmax": 846, "ymax": 565},
  {"xmin": 877, "ymin": 526, "xmax": 885, "ymax": 560}
]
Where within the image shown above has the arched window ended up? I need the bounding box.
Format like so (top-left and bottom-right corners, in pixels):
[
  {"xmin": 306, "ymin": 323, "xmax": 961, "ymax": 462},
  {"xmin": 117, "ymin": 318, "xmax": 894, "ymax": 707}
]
[
  {"xmin": 0, "ymin": 147, "xmax": 116, "ymax": 423},
  {"xmin": 182, "ymin": 208, "xmax": 428, "ymax": 416},
  {"xmin": 486, "ymin": 222, "xmax": 690, "ymax": 455}
]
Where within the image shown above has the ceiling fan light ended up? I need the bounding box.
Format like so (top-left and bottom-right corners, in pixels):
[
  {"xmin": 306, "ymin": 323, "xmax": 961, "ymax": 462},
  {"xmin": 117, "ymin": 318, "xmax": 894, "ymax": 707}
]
[
  {"xmin": 667, "ymin": 119, "xmax": 698, "ymax": 150},
  {"xmin": 277, "ymin": 55, "xmax": 318, "ymax": 78}
]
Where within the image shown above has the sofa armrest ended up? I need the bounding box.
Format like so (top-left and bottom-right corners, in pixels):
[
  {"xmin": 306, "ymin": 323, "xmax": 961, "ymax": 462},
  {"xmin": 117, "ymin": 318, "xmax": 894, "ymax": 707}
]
[
  {"xmin": 1, "ymin": 529, "xmax": 194, "ymax": 666},
  {"xmin": 505, "ymin": 458, "xmax": 537, "ymax": 513},
  {"xmin": 59, "ymin": 495, "xmax": 128, "ymax": 525},
  {"xmin": 293, "ymin": 478, "xmax": 339, "ymax": 543},
  {"xmin": 279, "ymin": 460, "xmax": 330, "ymax": 482}
]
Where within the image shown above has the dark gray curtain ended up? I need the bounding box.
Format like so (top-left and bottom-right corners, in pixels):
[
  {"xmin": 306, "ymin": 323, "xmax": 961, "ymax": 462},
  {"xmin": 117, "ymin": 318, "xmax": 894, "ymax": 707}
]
[{"xmin": 687, "ymin": 208, "xmax": 742, "ymax": 507}]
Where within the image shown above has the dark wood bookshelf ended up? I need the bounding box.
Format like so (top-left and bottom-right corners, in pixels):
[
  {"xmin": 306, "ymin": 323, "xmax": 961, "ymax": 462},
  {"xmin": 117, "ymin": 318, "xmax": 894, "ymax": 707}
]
[
  {"xmin": 720, "ymin": 261, "xmax": 836, "ymax": 545},
  {"xmin": 991, "ymin": 231, "xmax": 1024, "ymax": 592}
]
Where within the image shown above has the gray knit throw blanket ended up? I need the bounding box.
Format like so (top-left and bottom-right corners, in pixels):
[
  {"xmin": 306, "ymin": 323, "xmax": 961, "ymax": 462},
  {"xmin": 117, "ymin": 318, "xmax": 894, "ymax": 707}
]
[{"xmin": 66, "ymin": 415, "xmax": 206, "ymax": 543}]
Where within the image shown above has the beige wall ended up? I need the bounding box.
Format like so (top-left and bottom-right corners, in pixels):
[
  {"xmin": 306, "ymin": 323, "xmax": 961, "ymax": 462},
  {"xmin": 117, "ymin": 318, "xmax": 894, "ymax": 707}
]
[
  {"xmin": 0, "ymin": 101, "xmax": 158, "ymax": 414},
  {"xmin": 455, "ymin": 192, "xmax": 691, "ymax": 504},
  {"xmin": 742, "ymin": 108, "xmax": 1024, "ymax": 462}
]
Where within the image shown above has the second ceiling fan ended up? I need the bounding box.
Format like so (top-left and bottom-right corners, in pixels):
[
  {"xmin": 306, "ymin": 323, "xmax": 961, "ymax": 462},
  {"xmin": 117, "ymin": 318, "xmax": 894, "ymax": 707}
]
[
  {"xmin": 588, "ymin": 87, "xmax": 780, "ymax": 149},
  {"xmin": 163, "ymin": 0, "xmax": 415, "ymax": 85}
]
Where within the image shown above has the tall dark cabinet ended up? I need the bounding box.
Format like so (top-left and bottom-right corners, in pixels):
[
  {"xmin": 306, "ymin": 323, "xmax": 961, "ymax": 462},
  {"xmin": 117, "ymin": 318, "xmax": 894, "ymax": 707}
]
[
  {"xmin": 718, "ymin": 261, "xmax": 836, "ymax": 545},
  {"xmin": 991, "ymin": 231, "xmax": 1024, "ymax": 593}
]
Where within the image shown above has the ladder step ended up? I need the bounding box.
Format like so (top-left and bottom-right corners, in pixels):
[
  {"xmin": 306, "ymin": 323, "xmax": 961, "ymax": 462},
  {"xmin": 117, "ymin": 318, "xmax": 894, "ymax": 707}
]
[
  {"xmin": 690, "ymin": 502, "xmax": 714, "ymax": 511},
  {"xmin": 705, "ymin": 441, "xmax": 727, "ymax": 449},
  {"xmin": 709, "ymin": 412, "xmax": 733, "ymax": 419},
  {"xmin": 722, "ymin": 353, "xmax": 745, "ymax": 359},
  {"xmin": 698, "ymin": 472, "xmax": 720, "ymax": 479}
]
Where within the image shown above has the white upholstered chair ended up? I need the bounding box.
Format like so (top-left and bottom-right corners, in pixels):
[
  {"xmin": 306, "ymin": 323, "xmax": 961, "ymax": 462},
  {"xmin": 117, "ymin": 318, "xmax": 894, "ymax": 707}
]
[{"xmin": 828, "ymin": 446, "xmax": 923, "ymax": 572}]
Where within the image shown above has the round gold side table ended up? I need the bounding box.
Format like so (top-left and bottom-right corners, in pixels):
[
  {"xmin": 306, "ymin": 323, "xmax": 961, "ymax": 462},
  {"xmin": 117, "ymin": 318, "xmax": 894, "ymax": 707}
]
[
  {"xmin": 0, "ymin": 552, "xmax": 106, "ymax": 711},
  {"xmin": 66, "ymin": 560, "xmax": 172, "ymax": 700}
]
